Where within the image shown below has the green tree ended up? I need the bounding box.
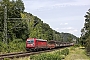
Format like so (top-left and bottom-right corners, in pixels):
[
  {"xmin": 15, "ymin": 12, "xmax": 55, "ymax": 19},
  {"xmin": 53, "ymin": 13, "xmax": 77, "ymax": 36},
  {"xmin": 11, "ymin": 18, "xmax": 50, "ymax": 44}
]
[
  {"xmin": 67, "ymin": 35, "xmax": 73, "ymax": 42},
  {"xmin": 0, "ymin": 0, "xmax": 28, "ymax": 41},
  {"xmin": 81, "ymin": 9, "xmax": 90, "ymax": 54},
  {"xmin": 85, "ymin": 36, "xmax": 90, "ymax": 53}
]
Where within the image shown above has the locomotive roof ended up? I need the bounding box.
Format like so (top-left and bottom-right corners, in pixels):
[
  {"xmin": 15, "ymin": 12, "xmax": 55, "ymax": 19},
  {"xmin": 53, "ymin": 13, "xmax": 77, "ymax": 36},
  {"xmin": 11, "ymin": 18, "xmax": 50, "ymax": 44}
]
[
  {"xmin": 36, "ymin": 39, "xmax": 47, "ymax": 41},
  {"xmin": 27, "ymin": 38, "xmax": 47, "ymax": 41}
]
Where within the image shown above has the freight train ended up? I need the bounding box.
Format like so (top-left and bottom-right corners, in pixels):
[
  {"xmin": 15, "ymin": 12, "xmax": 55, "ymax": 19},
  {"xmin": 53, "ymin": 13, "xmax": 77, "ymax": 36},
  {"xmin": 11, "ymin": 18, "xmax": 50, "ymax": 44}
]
[{"xmin": 26, "ymin": 38, "xmax": 74, "ymax": 51}]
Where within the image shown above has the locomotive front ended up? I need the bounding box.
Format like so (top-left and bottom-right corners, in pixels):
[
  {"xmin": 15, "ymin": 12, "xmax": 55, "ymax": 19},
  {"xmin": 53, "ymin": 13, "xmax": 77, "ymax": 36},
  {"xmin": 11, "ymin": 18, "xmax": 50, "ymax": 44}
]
[{"xmin": 26, "ymin": 38, "xmax": 35, "ymax": 51}]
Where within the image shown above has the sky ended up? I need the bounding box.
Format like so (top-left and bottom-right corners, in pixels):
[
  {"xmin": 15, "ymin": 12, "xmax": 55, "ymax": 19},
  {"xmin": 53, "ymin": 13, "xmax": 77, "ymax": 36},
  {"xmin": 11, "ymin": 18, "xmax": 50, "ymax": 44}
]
[{"xmin": 22, "ymin": 0, "xmax": 90, "ymax": 37}]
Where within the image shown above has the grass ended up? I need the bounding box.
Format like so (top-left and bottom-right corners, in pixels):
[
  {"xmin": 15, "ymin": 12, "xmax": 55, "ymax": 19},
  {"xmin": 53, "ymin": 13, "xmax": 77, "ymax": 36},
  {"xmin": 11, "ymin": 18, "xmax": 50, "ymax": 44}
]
[
  {"xmin": 4, "ymin": 57, "xmax": 30, "ymax": 60},
  {"xmin": 13, "ymin": 57, "xmax": 30, "ymax": 60},
  {"xmin": 64, "ymin": 46, "xmax": 90, "ymax": 60}
]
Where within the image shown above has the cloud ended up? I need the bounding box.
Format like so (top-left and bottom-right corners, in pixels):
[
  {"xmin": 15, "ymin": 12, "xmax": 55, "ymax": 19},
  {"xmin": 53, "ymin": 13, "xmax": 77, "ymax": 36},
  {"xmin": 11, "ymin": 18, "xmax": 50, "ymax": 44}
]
[
  {"xmin": 23, "ymin": 0, "xmax": 52, "ymax": 11},
  {"xmin": 23, "ymin": 0, "xmax": 90, "ymax": 11},
  {"xmin": 55, "ymin": 27, "xmax": 77, "ymax": 32},
  {"xmin": 65, "ymin": 23, "xmax": 68, "ymax": 25},
  {"xmin": 67, "ymin": 29, "xmax": 78, "ymax": 33},
  {"xmin": 55, "ymin": 28, "xmax": 59, "ymax": 31},
  {"xmin": 53, "ymin": 0, "xmax": 90, "ymax": 7},
  {"xmin": 61, "ymin": 27, "xmax": 74, "ymax": 30},
  {"xmin": 60, "ymin": 27, "xmax": 78, "ymax": 35},
  {"xmin": 60, "ymin": 23, "xmax": 68, "ymax": 25},
  {"xmin": 54, "ymin": 27, "xmax": 78, "ymax": 37}
]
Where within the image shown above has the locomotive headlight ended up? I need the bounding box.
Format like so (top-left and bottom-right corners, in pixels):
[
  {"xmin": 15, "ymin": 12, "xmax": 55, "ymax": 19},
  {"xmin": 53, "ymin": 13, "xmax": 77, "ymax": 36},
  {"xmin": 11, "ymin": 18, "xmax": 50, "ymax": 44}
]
[{"xmin": 31, "ymin": 44, "xmax": 34, "ymax": 46}]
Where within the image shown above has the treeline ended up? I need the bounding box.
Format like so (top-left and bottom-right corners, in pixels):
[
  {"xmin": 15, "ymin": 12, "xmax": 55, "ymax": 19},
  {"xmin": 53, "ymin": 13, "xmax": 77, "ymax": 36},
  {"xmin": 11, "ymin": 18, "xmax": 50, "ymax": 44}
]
[
  {"xmin": 22, "ymin": 12, "xmax": 54, "ymax": 40},
  {"xmin": 0, "ymin": 0, "xmax": 27, "ymax": 53},
  {"xmin": 22, "ymin": 12, "xmax": 77, "ymax": 42},
  {"xmin": 0, "ymin": 0, "xmax": 77, "ymax": 53},
  {"xmin": 0, "ymin": 0, "xmax": 27, "ymax": 42},
  {"xmin": 81, "ymin": 9, "xmax": 90, "ymax": 55}
]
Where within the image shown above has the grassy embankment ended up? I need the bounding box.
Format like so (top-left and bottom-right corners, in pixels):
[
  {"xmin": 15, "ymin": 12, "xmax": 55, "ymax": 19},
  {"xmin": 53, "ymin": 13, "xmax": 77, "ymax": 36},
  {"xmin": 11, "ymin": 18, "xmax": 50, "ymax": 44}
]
[{"xmin": 64, "ymin": 46, "xmax": 90, "ymax": 60}]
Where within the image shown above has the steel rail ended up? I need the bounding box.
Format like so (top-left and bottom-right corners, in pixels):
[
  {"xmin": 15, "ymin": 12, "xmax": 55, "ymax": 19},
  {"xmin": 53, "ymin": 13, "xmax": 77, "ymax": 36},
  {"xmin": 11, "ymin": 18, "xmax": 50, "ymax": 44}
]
[
  {"xmin": 0, "ymin": 49, "xmax": 53, "ymax": 60},
  {"xmin": 0, "ymin": 46, "xmax": 70, "ymax": 60}
]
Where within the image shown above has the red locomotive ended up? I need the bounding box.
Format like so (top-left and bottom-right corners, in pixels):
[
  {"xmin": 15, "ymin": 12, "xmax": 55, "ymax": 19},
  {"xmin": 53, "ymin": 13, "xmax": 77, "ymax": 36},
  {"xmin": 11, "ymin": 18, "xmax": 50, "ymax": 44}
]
[
  {"xmin": 26, "ymin": 38, "xmax": 48, "ymax": 51},
  {"xmin": 26, "ymin": 38, "xmax": 74, "ymax": 51}
]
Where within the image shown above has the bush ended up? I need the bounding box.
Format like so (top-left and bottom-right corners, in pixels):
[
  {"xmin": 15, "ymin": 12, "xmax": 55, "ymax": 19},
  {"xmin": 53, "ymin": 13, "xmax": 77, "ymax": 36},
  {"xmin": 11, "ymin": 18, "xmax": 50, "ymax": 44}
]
[
  {"xmin": 0, "ymin": 39, "xmax": 26, "ymax": 53},
  {"xmin": 4, "ymin": 58, "xmax": 10, "ymax": 60},
  {"xmin": 70, "ymin": 46, "xmax": 75, "ymax": 51},
  {"xmin": 30, "ymin": 53, "xmax": 62, "ymax": 60},
  {"xmin": 0, "ymin": 42, "xmax": 9, "ymax": 53},
  {"xmin": 30, "ymin": 48, "xmax": 70, "ymax": 60},
  {"xmin": 74, "ymin": 44, "xmax": 80, "ymax": 48},
  {"xmin": 54, "ymin": 50, "xmax": 66, "ymax": 59},
  {"xmin": 61, "ymin": 48, "xmax": 69, "ymax": 56},
  {"xmin": 54, "ymin": 50, "xmax": 61, "ymax": 55},
  {"xmin": 60, "ymin": 55, "xmax": 65, "ymax": 59},
  {"xmin": 85, "ymin": 36, "xmax": 90, "ymax": 56},
  {"xmin": 8, "ymin": 39, "xmax": 26, "ymax": 52}
]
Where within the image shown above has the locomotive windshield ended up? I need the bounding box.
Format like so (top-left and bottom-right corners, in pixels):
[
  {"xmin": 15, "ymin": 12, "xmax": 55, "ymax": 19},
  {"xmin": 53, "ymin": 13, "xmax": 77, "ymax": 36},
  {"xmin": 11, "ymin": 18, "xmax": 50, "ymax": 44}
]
[{"xmin": 27, "ymin": 40, "xmax": 34, "ymax": 44}]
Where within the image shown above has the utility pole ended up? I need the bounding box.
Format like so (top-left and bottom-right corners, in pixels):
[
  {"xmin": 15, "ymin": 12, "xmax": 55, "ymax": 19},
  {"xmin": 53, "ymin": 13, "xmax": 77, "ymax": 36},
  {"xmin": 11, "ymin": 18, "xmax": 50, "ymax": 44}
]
[
  {"xmin": 3, "ymin": 5, "xmax": 7, "ymax": 44},
  {"xmin": 2, "ymin": 4, "xmax": 30, "ymax": 45}
]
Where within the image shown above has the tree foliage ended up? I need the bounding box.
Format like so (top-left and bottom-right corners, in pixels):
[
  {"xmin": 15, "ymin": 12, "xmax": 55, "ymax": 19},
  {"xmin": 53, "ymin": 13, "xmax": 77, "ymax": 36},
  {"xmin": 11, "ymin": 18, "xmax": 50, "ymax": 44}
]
[
  {"xmin": 0, "ymin": 0, "xmax": 28, "ymax": 42},
  {"xmin": 81, "ymin": 9, "xmax": 90, "ymax": 54}
]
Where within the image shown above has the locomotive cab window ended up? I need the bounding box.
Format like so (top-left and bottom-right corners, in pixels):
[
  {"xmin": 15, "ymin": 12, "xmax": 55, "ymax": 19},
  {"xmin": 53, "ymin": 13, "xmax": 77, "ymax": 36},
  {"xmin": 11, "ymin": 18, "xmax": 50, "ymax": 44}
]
[{"xmin": 27, "ymin": 40, "xmax": 34, "ymax": 44}]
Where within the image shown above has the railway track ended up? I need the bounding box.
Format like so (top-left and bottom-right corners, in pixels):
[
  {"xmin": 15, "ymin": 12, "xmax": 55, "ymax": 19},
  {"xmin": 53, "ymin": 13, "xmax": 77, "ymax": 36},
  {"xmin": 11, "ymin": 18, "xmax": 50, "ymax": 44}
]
[
  {"xmin": 0, "ymin": 49, "xmax": 57, "ymax": 60},
  {"xmin": 0, "ymin": 46, "xmax": 70, "ymax": 60}
]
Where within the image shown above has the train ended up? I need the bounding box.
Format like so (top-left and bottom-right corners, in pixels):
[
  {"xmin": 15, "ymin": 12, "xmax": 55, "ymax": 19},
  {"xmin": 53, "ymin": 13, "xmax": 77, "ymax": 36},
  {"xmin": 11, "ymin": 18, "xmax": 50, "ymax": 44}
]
[{"xmin": 26, "ymin": 38, "xmax": 74, "ymax": 51}]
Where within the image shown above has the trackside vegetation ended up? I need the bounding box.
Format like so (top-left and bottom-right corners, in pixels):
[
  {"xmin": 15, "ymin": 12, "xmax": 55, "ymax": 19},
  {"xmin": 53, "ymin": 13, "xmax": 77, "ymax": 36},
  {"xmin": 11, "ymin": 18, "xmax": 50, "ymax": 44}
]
[
  {"xmin": 30, "ymin": 48, "xmax": 69, "ymax": 60},
  {"xmin": 64, "ymin": 47, "xmax": 90, "ymax": 60},
  {"xmin": 0, "ymin": 39, "xmax": 25, "ymax": 54}
]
